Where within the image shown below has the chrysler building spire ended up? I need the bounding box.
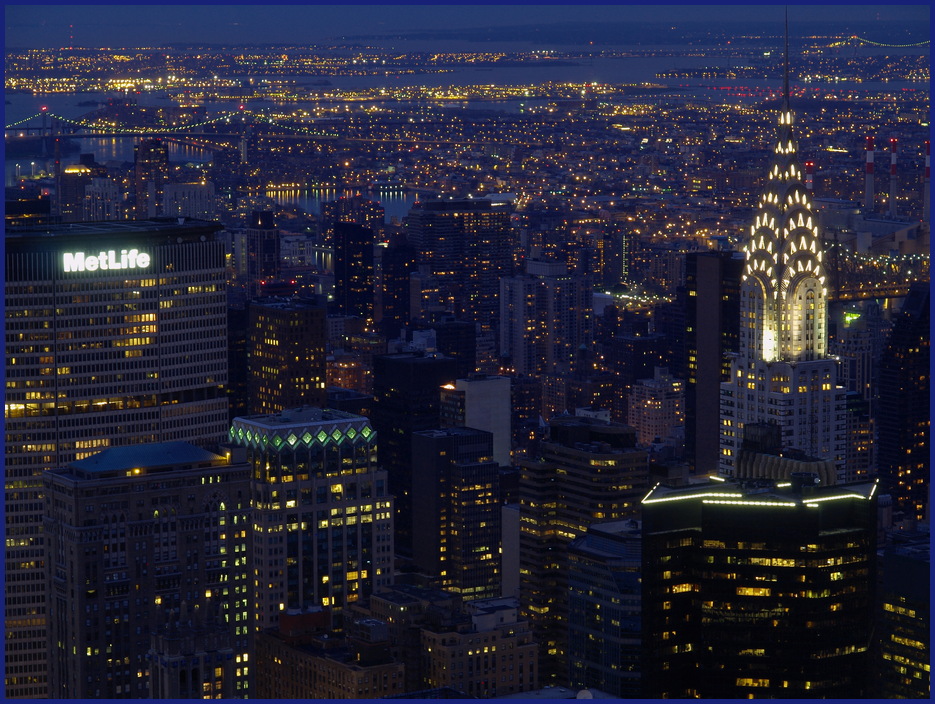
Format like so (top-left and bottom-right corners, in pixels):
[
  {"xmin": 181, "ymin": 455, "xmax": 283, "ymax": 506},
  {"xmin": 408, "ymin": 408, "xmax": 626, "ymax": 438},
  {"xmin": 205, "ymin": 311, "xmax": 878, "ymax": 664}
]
[
  {"xmin": 719, "ymin": 22, "xmax": 845, "ymax": 481},
  {"xmin": 738, "ymin": 18, "xmax": 827, "ymax": 364}
]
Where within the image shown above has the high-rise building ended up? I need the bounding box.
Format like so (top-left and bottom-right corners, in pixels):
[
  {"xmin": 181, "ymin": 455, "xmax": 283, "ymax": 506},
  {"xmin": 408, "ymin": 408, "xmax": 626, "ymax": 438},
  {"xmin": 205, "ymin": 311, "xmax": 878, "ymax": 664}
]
[
  {"xmin": 627, "ymin": 367, "xmax": 685, "ymax": 447},
  {"xmin": 439, "ymin": 374, "xmax": 512, "ymax": 468},
  {"xmin": 874, "ymin": 530, "xmax": 930, "ymax": 698},
  {"xmin": 518, "ymin": 416, "xmax": 648, "ymax": 684},
  {"xmin": 333, "ymin": 222, "xmax": 376, "ymax": 323},
  {"xmin": 412, "ymin": 428, "xmax": 501, "ymax": 601},
  {"xmin": 134, "ymin": 138, "xmax": 169, "ymax": 218},
  {"xmin": 719, "ymin": 89, "xmax": 846, "ymax": 479},
  {"xmin": 567, "ymin": 519, "xmax": 642, "ymax": 697},
  {"xmin": 162, "ymin": 181, "xmax": 217, "ymax": 220},
  {"xmin": 233, "ymin": 211, "xmax": 280, "ymax": 300},
  {"xmin": 377, "ymin": 237, "xmax": 418, "ymax": 338},
  {"xmin": 43, "ymin": 441, "xmax": 252, "ymax": 699},
  {"xmin": 681, "ymin": 250, "xmax": 743, "ymax": 473},
  {"xmin": 84, "ymin": 177, "xmax": 125, "ymax": 221},
  {"xmin": 406, "ymin": 197, "xmax": 514, "ymax": 332},
  {"xmin": 875, "ymin": 283, "xmax": 929, "ymax": 522},
  {"xmin": 499, "ymin": 259, "xmax": 592, "ymax": 378},
  {"xmin": 320, "ymin": 194, "xmax": 384, "ymax": 247},
  {"xmin": 371, "ymin": 352, "xmax": 458, "ymax": 557},
  {"xmin": 56, "ymin": 165, "xmax": 92, "ymax": 221},
  {"xmin": 5, "ymin": 219, "xmax": 229, "ymax": 699},
  {"xmin": 641, "ymin": 476, "xmax": 878, "ymax": 698},
  {"xmin": 229, "ymin": 408, "xmax": 394, "ymax": 630},
  {"xmin": 247, "ymin": 298, "xmax": 327, "ymax": 414}
]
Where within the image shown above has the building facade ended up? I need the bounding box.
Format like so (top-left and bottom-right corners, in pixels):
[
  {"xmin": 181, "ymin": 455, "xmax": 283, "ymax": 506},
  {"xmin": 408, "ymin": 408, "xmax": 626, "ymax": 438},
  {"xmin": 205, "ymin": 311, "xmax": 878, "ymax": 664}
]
[
  {"xmin": 5, "ymin": 219, "xmax": 229, "ymax": 698},
  {"xmin": 411, "ymin": 428, "xmax": 501, "ymax": 601},
  {"xmin": 43, "ymin": 442, "xmax": 252, "ymax": 699},
  {"xmin": 641, "ymin": 477, "xmax": 877, "ymax": 698},
  {"xmin": 229, "ymin": 408, "xmax": 394, "ymax": 630},
  {"xmin": 719, "ymin": 93, "xmax": 846, "ymax": 478}
]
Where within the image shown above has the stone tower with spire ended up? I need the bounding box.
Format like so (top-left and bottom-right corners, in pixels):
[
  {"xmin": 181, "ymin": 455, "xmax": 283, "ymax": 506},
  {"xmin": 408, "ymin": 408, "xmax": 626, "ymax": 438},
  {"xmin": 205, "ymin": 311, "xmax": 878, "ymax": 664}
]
[{"xmin": 718, "ymin": 25, "xmax": 847, "ymax": 479}]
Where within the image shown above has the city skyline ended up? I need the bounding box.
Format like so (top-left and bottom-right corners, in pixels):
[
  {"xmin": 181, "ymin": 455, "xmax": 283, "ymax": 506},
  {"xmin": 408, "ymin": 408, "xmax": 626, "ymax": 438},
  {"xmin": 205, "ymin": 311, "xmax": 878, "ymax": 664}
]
[
  {"xmin": 3, "ymin": 3, "xmax": 929, "ymax": 699},
  {"xmin": 5, "ymin": 4, "xmax": 930, "ymax": 49}
]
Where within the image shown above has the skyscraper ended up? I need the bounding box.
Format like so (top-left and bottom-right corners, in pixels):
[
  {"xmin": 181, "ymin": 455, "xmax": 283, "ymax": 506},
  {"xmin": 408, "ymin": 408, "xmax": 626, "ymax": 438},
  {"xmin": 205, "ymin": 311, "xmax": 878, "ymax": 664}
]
[
  {"xmin": 518, "ymin": 416, "xmax": 648, "ymax": 684},
  {"xmin": 499, "ymin": 259, "xmax": 592, "ymax": 379},
  {"xmin": 411, "ymin": 427, "xmax": 501, "ymax": 601},
  {"xmin": 229, "ymin": 408, "xmax": 394, "ymax": 630},
  {"xmin": 681, "ymin": 250, "xmax": 743, "ymax": 473},
  {"xmin": 333, "ymin": 222, "xmax": 376, "ymax": 323},
  {"xmin": 719, "ymin": 84, "xmax": 846, "ymax": 478},
  {"xmin": 641, "ymin": 476, "xmax": 877, "ymax": 698},
  {"xmin": 43, "ymin": 442, "xmax": 252, "ymax": 699},
  {"xmin": 5, "ymin": 219, "xmax": 230, "ymax": 698},
  {"xmin": 875, "ymin": 283, "xmax": 930, "ymax": 522},
  {"xmin": 320, "ymin": 194, "xmax": 384, "ymax": 247},
  {"xmin": 439, "ymin": 373, "xmax": 512, "ymax": 468},
  {"xmin": 134, "ymin": 138, "xmax": 169, "ymax": 218},
  {"xmin": 370, "ymin": 352, "xmax": 458, "ymax": 557},
  {"xmin": 247, "ymin": 298, "xmax": 327, "ymax": 414},
  {"xmin": 406, "ymin": 197, "xmax": 513, "ymax": 332}
]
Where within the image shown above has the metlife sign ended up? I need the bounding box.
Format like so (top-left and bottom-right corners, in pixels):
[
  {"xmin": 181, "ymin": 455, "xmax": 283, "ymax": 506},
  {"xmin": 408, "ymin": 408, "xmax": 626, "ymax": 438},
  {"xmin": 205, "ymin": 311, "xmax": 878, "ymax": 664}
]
[{"xmin": 63, "ymin": 249, "xmax": 151, "ymax": 273}]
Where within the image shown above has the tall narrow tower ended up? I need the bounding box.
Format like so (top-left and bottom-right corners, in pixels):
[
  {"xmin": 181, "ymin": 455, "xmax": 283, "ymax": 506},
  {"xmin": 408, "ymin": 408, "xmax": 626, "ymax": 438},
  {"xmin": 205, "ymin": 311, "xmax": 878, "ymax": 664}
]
[{"xmin": 719, "ymin": 34, "xmax": 846, "ymax": 479}]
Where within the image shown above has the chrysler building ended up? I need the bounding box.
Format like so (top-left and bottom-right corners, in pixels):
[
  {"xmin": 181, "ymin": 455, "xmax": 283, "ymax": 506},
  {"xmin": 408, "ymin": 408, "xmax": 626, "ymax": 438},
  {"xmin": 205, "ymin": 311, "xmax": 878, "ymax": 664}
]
[{"xmin": 719, "ymin": 54, "xmax": 846, "ymax": 480}]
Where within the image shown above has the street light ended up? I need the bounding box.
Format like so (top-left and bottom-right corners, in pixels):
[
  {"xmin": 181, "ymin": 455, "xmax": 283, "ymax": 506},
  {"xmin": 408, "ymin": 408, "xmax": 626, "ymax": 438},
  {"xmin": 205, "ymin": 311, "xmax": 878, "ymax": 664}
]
[{"xmin": 31, "ymin": 162, "xmax": 36, "ymax": 177}]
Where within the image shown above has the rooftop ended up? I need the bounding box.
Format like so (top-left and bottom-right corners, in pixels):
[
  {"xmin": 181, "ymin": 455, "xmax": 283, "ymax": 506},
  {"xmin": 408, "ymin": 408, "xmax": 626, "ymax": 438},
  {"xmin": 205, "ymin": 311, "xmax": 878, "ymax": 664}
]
[{"xmin": 64, "ymin": 441, "xmax": 225, "ymax": 479}]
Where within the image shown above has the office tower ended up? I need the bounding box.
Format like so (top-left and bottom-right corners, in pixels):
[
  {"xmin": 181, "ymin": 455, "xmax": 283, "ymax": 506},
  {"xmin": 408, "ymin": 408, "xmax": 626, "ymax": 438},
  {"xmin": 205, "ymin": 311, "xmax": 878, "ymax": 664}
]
[
  {"xmin": 681, "ymin": 250, "xmax": 743, "ymax": 473},
  {"xmin": 371, "ymin": 352, "xmax": 458, "ymax": 557},
  {"xmin": 412, "ymin": 428, "xmax": 501, "ymax": 601},
  {"xmin": 719, "ymin": 88, "xmax": 846, "ymax": 479},
  {"xmin": 134, "ymin": 138, "xmax": 169, "ymax": 218},
  {"xmin": 162, "ymin": 181, "xmax": 217, "ymax": 220},
  {"xmin": 84, "ymin": 177, "xmax": 125, "ymax": 221},
  {"xmin": 641, "ymin": 476, "xmax": 878, "ymax": 698},
  {"xmin": 43, "ymin": 442, "xmax": 252, "ymax": 699},
  {"xmin": 604, "ymin": 331, "xmax": 666, "ymax": 423},
  {"xmin": 519, "ymin": 416, "xmax": 648, "ymax": 684},
  {"xmin": 843, "ymin": 391, "xmax": 873, "ymax": 484},
  {"xmin": 439, "ymin": 374, "xmax": 512, "ymax": 467},
  {"xmin": 5, "ymin": 219, "xmax": 229, "ymax": 699},
  {"xmin": 230, "ymin": 408, "xmax": 393, "ymax": 630},
  {"xmin": 567, "ymin": 520, "xmax": 642, "ymax": 697},
  {"xmin": 406, "ymin": 197, "xmax": 513, "ymax": 331},
  {"xmin": 320, "ymin": 194, "xmax": 384, "ymax": 246},
  {"xmin": 56, "ymin": 164, "xmax": 92, "ymax": 221},
  {"xmin": 333, "ymin": 222, "xmax": 376, "ymax": 322},
  {"xmin": 874, "ymin": 531, "xmax": 930, "ymax": 698},
  {"xmin": 499, "ymin": 259, "xmax": 592, "ymax": 378},
  {"xmin": 254, "ymin": 613, "xmax": 405, "ymax": 698},
  {"xmin": 875, "ymin": 283, "xmax": 929, "ymax": 522},
  {"xmin": 378, "ymin": 237, "xmax": 418, "ymax": 337},
  {"xmin": 627, "ymin": 367, "xmax": 685, "ymax": 447},
  {"xmin": 248, "ymin": 298, "xmax": 327, "ymax": 414},
  {"xmin": 233, "ymin": 210, "xmax": 280, "ymax": 300}
]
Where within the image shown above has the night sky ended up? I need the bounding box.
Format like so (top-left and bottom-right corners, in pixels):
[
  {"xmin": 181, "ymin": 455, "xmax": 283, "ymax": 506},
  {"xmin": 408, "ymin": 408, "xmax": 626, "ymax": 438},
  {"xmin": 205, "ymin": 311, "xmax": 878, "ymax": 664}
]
[{"xmin": 5, "ymin": 4, "xmax": 931, "ymax": 49}]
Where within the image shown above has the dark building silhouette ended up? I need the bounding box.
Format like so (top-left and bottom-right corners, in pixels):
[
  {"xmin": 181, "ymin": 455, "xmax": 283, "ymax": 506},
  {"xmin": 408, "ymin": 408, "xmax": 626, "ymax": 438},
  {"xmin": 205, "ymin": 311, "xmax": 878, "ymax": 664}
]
[
  {"xmin": 567, "ymin": 519, "xmax": 642, "ymax": 697},
  {"xmin": 875, "ymin": 283, "xmax": 929, "ymax": 522},
  {"xmin": 320, "ymin": 194, "xmax": 384, "ymax": 246},
  {"xmin": 134, "ymin": 138, "xmax": 169, "ymax": 218},
  {"xmin": 641, "ymin": 477, "xmax": 877, "ymax": 698},
  {"xmin": 407, "ymin": 197, "xmax": 514, "ymax": 332},
  {"xmin": 874, "ymin": 530, "xmax": 930, "ymax": 698},
  {"xmin": 371, "ymin": 352, "xmax": 458, "ymax": 557},
  {"xmin": 43, "ymin": 442, "xmax": 252, "ymax": 699},
  {"xmin": 235, "ymin": 211, "xmax": 280, "ymax": 300},
  {"xmin": 248, "ymin": 298, "xmax": 327, "ymax": 414},
  {"xmin": 412, "ymin": 428, "xmax": 501, "ymax": 601},
  {"xmin": 378, "ymin": 238, "xmax": 419, "ymax": 337},
  {"xmin": 519, "ymin": 416, "xmax": 648, "ymax": 684},
  {"xmin": 333, "ymin": 221, "xmax": 376, "ymax": 322},
  {"xmin": 680, "ymin": 250, "xmax": 743, "ymax": 473}
]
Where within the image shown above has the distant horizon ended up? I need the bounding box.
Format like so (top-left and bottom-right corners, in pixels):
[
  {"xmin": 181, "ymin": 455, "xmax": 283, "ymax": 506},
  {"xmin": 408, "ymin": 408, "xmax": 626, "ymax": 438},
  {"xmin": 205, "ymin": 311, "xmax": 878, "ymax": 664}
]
[{"xmin": 5, "ymin": 4, "xmax": 930, "ymax": 50}]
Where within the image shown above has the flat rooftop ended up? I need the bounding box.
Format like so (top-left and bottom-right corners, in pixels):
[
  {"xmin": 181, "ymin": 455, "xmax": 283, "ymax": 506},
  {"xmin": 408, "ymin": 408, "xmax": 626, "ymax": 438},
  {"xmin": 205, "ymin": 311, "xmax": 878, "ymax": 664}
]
[{"xmin": 61, "ymin": 441, "xmax": 225, "ymax": 479}]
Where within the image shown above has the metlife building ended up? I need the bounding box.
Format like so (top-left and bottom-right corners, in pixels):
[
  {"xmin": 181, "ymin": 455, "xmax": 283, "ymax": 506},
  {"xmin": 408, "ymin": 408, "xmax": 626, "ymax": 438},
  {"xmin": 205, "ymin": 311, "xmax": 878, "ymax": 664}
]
[{"xmin": 4, "ymin": 219, "xmax": 229, "ymax": 698}]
